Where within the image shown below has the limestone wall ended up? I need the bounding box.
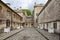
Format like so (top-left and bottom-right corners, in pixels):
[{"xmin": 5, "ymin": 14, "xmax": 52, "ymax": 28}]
[{"xmin": 39, "ymin": 0, "xmax": 60, "ymax": 23}]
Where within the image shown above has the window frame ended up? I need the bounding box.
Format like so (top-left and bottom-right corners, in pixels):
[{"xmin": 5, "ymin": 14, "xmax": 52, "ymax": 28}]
[
  {"xmin": 0, "ymin": 6, "xmax": 2, "ymax": 13},
  {"xmin": 7, "ymin": 10, "xmax": 11, "ymax": 17}
]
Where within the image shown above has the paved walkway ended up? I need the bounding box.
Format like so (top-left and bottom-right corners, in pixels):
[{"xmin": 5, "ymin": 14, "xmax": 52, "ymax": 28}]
[
  {"xmin": 0, "ymin": 27, "xmax": 59, "ymax": 40},
  {"xmin": 0, "ymin": 28, "xmax": 24, "ymax": 40},
  {"xmin": 5, "ymin": 27, "xmax": 47, "ymax": 40},
  {"xmin": 36, "ymin": 28, "xmax": 60, "ymax": 40}
]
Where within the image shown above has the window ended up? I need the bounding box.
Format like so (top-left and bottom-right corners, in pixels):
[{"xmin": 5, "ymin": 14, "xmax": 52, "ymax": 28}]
[
  {"xmin": 7, "ymin": 10, "xmax": 11, "ymax": 17},
  {"xmin": 26, "ymin": 24, "xmax": 27, "ymax": 25},
  {"xmin": 0, "ymin": 20, "xmax": 2, "ymax": 24},
  {"xmin": 53, "ymin": 23, "xmax": 57, "ymax": 29},
  {"xmin": 6, "ymin": 20, "xmax": 10, "ymax": 28},
  {"xmin": 0, "ymin": 6, "xmax": 2, "ymax": 13},
  {"xmin": 14, "ymin": 14, "xmax": 15, "ymax": 18}
]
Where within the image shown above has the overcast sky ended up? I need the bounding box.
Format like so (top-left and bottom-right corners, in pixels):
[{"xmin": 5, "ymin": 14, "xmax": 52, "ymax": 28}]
[{"xmin": 2, "ymin": 0, "xmax": 48, "ymax": 11}]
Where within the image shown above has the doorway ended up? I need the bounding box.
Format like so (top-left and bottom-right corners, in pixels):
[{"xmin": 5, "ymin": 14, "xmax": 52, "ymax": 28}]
[
  {"xmin": 6, "ymin": 19, "xmax": 10, "ymax": 28},
  {"xmin": 4, "ymin": 19, "xmax": 10, "ymax": 32},
  {"xmin": 53, "ymin": 22, "xmax": 57, "ymax": 33}
]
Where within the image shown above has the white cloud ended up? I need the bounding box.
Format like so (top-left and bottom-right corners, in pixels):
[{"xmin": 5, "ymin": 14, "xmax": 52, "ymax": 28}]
[
  {"xmin": 2, "ymin": 0, "xmax": 48, "ymax": 10},
  {"xmin": 19, "ymin": 0, "xmax": 34, "ymax": 9}
]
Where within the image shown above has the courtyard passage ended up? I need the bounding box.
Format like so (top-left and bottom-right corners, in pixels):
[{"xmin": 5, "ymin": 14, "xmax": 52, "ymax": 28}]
[{"xmin": 5, "ymin": 27, "xmax": 47, "ymax": 40}]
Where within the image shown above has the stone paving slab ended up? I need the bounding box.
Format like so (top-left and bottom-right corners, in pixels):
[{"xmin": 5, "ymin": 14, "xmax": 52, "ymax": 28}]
[
  {"xmin": 36, "ymin": 28, "xmax": 60, "ymax": 40},
  {"xmin": 6, "ymin": 27, "xmax": 47, "ymax": 40},
  {"xmin": 0, "ymin": 28, "xmax": 24, "ymax": 40}
]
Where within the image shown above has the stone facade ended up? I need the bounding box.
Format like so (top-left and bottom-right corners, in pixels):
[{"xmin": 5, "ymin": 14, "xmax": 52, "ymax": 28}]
[
  {"xmin": 25, "ymin": 16, "xmax": 33, "ymax": 27},
  {"xmin": 0, "ymin": 0, "xmax": 21, "ymax": 33},
  {"xmin": 15, "ymin": 9, "xmax": 33, "ymax": 28},
  {"xmin": 34, "ymin": 4, "xmax": 44, "ymax": 28},
  {"xmin": 38, "ymin": 0, "xmax": 60, "ymax": 34},
  {"xmin": 15, "ymin": 10, "xmax": 26, "ymax": 27}
]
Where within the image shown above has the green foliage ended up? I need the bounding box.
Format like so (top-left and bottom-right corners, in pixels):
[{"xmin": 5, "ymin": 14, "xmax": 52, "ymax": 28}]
[{"xmin": 22, "ymin": 9, "xmax": 31, "ymax": 16}]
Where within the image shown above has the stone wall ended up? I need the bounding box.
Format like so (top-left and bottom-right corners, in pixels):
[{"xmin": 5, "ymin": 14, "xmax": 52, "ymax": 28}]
[
  {"xmin": 39, "ymin": 0, "xmax": 60, "ymax": 23},
  {"xmin": 0, "ymin": 1, "xmax": 21, "ymax": 33},
  {"xmin": 38, "ymin": 0, "xmax": 60, "ymax": 33}
]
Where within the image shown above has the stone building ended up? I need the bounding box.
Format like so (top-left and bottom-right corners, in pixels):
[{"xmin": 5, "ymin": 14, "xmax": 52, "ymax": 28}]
[
  {"xmin": 15, "ymin": 9, "xmax": 33, "ymax": 28},
  {"xmin": 25, "ymin": 15, "xmax": 33, "ymax": 27},
  {"xmin": 33, "ymin": 3, "xmax": 44, "ymax": 28},
  {"xmin": 15, "ymin": 9, "xmax": 26, "ymax": 27},
  {"xmin": 0, "ymin": 0, "xmax": 21, "ymax": 33},
  {"xmin": 38, "ymin": 0, "xmax": 60, "ymax": 34}
]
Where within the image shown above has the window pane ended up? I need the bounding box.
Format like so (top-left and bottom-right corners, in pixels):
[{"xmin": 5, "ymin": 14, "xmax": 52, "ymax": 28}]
[{"xmin": 7, "ymin": 10, "xmax": 11, "ymax": 16}]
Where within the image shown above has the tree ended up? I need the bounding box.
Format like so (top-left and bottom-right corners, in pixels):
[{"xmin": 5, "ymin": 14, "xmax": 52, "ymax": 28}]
[{"xmin": 22, "ymin": 9, "xmax": 31, "ymax": 16}]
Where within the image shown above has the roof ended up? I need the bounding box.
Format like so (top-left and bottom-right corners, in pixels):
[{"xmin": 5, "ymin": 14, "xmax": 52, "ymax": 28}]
[
  {"xmin": 38, "ymin": 0, "xmax": 51, "ymax": 16},
  {"xmin": 34, "ymin": 4, "xmax": 44, "ymax": 7}
]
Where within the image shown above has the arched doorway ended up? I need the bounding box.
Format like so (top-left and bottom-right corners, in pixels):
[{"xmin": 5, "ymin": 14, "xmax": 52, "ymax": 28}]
[{"xmin": 6, "ymin": 19, "xmax": 10, "ymax": 28}]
